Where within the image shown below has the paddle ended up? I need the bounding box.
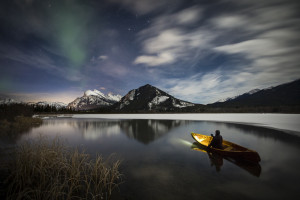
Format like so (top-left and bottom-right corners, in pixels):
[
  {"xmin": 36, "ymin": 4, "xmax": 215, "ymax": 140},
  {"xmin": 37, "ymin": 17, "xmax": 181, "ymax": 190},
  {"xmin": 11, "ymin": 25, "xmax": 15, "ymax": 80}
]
[{"xmin": 207, "ymin": 134, "xmax": 214, "ymax": 148}]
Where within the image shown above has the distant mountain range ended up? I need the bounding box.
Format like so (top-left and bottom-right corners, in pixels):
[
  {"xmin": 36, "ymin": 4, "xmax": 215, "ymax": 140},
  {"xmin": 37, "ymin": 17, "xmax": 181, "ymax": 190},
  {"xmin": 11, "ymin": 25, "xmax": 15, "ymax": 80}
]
[
  {"xmin": 29, "ymin": 101, "xmax": 67, "ymax": 110},
  {"xmin": 0, "ymin": 98, "xmax": 67, "ymax": 110},
  {"xmin": 1, "ymin": 79, "xmax": 299, "ymax": 112},
  {"xmin": 210, "ymin": 79, "xmax": 300, "ymax": 108},
  {"xmin": 215, "ymin": 89, "xmax": 261, "ymax": 103},
  {"xmin": 0, "ymin": 98, "xmax": 21, "ymax": 105}
]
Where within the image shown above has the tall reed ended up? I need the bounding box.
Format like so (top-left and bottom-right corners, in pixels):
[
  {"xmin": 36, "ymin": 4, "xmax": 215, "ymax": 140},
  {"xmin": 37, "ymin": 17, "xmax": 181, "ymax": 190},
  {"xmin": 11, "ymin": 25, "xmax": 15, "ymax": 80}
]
[{"xmin": 5, "ymin": 137, "xmax": 122, "ymax": 200}]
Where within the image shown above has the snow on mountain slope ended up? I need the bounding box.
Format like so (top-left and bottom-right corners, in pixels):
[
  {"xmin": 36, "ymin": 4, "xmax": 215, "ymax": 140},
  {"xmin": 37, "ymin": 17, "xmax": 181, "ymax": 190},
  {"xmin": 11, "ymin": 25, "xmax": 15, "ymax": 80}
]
[
  {"xmin": 84, "ymin": 89, "xmax": 106, "ymax": 98},
  {"xmin": 248, "ymin": 89, "xmax": 261, "ymax": 95},
  {"xmin": 0, "ymin": 98, "xmax": 67, "ymax": 110},
  {"xmin": 148, "ymin": 96, "xmax": 169, "ymax": 110},
  {"xmin": 115, "ymin": 84, "xmax": 194, "ymax": 111},
  {"xmin": 107, "ymin": 93, "xmax": 123, "ymax": 102},
  {"xmin": 0, "ymin": 98, "xmax": 21, "ymax": 105},
  {"xmin": 216, "ymin": 88, "xmax": 261, "ymax": 103},
  {"xmin": 68, "ymin": 89, "xmax": 122, "ymax": 111},
  {"xmin": 72, "ymin": 113, "xmax": 300, "ymax": 135}
]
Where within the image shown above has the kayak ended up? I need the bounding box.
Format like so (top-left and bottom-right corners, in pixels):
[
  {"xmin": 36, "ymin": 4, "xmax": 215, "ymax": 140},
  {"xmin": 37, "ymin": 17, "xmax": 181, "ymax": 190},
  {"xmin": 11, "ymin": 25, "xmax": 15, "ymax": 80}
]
[{"xmin": 191, "ymin": 132, "xmax": 261, "ymax": 162}]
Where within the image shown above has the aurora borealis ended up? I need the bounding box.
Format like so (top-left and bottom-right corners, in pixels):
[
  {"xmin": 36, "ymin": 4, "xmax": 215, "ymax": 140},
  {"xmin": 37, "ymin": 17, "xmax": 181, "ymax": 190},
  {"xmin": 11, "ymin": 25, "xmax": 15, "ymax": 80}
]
[{"xmin": 0, "ymin": 0, "xmax": 300, "ymax": 104}]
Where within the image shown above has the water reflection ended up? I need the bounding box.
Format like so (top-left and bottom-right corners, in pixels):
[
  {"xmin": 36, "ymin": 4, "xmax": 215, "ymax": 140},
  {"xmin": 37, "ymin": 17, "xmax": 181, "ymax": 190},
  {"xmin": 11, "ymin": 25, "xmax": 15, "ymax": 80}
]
[
  {"xmin": 39, "ymin": 119, "xmax": 186, "ymax": 144},
  {"xmin": 191, "ymin": 142, "xmax": 261, "ymax": 177},
  {"xmin": 208, "ymin": 152, "xmax": 223, "ymax": 172},
  {"xmin": 67, "ymin": 120, "xmax": 122, "ymax": 140},
  {"xmin": 0, "ymin": 120, "xmax": 43, "ymax": 145},
  {"xmin": 120, "ymin": 120, "xmax": 185, "ymax": 144}
]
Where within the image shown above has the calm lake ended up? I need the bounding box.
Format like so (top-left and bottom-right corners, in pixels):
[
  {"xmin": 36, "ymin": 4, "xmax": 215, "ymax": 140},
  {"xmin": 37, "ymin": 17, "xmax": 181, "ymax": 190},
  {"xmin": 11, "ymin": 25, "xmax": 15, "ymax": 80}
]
[{"xmin": 11, "ymin": 117, "xmax": 300, "ymax": 199}]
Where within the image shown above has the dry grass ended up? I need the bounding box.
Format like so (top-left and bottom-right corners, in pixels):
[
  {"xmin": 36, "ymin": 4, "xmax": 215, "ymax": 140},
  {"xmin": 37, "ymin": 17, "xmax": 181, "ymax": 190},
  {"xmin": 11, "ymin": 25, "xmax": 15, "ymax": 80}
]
[
  {"xmin": 5, "ymin": 137, "xmax": 122, "ymax": 200},
  {"xmin": 0, "ymin": 116, "xmax": 42, "ymax": 138}
]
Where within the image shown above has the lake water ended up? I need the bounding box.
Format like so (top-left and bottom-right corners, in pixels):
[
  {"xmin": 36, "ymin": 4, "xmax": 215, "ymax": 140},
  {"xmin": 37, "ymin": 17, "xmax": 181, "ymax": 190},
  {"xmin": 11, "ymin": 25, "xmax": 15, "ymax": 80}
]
[{"xmin": 14, "ymin": 117, "xmax": 300, "ymax": 199}]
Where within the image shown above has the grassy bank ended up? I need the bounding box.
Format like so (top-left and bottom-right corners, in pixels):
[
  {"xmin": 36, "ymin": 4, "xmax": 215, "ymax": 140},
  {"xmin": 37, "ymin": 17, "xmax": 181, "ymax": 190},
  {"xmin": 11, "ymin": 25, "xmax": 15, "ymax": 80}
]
[
  {"xmin": 0, "ymin": 104, "xmax": 42, "ymax": 139},
  {"xmin": 2, "ymin": 138, "xmax": 122, "ymax": 200},
  {"xmin": 0, "ymin": 116, "xmax": 43, "ymax": 139}
]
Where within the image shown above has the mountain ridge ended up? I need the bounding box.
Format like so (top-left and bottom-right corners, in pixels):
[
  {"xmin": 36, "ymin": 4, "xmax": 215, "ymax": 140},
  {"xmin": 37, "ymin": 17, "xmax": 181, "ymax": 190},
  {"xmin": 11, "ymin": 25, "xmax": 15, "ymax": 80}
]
[
  {"xmin": 112, "ymin": 84, "xmax": 195, "ymax": 112},
  {"xmin": 1, "ymin": 79, "xmax": 300, "ymax": 113},
  {"xmin": 210, "ymin": 79, "xmax": 300, "ymax": 108},
  {"xmin": 215, "ymin": 89, "xmax": 261, "ymax": 103}
]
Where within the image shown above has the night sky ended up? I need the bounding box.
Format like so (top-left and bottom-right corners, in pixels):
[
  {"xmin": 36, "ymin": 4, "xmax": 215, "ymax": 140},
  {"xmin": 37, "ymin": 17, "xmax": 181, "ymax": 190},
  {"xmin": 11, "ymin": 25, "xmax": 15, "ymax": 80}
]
[{"xmin": 0, "ymin": 0, "xmax": 299, "ymax": 104}]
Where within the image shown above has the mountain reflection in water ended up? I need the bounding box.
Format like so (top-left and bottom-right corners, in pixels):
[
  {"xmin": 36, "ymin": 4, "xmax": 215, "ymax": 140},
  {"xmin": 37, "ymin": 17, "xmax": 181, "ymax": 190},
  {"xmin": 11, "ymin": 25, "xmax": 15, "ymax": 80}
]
[
  {"xmin": 68, "ymin": 120, "xmax": 122, "ymax": 140},
  {"xmin": 120, "ymin": 120, "xmax": 186, "ymax": 144},
  {"xmin": 39, "ymin": 119, "xmax": 188, "ymax": 144}
]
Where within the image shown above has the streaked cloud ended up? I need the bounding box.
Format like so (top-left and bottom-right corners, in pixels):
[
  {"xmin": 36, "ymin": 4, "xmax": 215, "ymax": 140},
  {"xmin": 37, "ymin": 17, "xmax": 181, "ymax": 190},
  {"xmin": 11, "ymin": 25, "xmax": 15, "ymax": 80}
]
[
  {"xmin": 210, "ymin": 1, "xmax": 300, "ymax": 98},
  {"xmin": 98, "ymin": 55, "xmax": 108, "ymax": 60},
  {"xmin": 161, "ymin": 72, "xmax": 223, "ymax": 104},
  {"xmin": 212, "ymin": 15, "xmax": 248, "ymax": 29},
  {"xmin": 134, "ymin": 6, "xmax": 212, "ymax": 67},
  {"xmin": 150, "ymin": 0, "xmax": 300, "ymax": 103},
  {"xmin": 134, "ymin": 52, "xmax": 175, "ymax": 66}
]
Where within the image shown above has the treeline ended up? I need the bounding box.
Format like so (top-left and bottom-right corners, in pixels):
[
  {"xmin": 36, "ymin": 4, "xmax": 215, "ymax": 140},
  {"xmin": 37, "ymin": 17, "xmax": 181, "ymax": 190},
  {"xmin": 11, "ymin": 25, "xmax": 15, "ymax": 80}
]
[
  {"xmin": 47, "ymin": 105, "xmax": 300, "ymax": 114},
  {"xmin": 204, "ymin": 105, "xmax": 300, "ymax": 113},
  {"xmin": 0, "ymin": 104, "xmax": 77, "ymax": 122},
  {"xmin": 33, "ymin": 104, "xmax": 75, "ymax": 113},
  {"xmin": 95, "ymin": 105, "xmax": 300, "ymax": 114}
]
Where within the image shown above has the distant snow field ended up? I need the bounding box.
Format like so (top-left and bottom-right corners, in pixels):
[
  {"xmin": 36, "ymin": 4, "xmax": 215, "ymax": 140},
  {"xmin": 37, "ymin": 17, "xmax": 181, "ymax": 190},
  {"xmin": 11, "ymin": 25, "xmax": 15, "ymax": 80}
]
[{"xmin": 71, "ymin": 113, "xmax": 300, "ymax": 135}]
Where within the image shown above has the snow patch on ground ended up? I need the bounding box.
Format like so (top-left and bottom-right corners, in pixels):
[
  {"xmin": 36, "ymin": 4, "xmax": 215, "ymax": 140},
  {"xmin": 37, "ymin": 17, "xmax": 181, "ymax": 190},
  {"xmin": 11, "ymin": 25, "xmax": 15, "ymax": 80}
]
[{"xmin": 71, "ymin": 113, "xmax": 300, "ymax": 135}]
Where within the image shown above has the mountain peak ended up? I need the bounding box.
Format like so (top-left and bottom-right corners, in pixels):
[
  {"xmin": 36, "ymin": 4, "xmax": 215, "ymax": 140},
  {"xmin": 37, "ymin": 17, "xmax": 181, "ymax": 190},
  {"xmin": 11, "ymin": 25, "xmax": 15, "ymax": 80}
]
[
  {"xmin": 139, "ymin": 84, "xmax": 154, "ymax": 89},
  {"xmin": 114, "ymin": 84, "xmax": 194, "ymax": 111},
  {"xmin": 84, "ymin": 89, "xmax": 105, "ymax": 97},
  {"xmin": 68, "ymin": 89, "xmax": 122, "ymax": 111}
]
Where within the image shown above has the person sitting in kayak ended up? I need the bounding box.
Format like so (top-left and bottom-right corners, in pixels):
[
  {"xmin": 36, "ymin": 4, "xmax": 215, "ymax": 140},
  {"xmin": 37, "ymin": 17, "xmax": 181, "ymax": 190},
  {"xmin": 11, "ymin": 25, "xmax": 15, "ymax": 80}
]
[{"xmin": 208, "ymin": 130, "xmax": 223, "ymax": 149}]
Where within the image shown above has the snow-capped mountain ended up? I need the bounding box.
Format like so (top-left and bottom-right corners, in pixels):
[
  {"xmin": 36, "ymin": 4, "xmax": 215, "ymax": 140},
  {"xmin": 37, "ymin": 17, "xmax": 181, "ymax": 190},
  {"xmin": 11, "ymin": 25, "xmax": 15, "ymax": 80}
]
[
  {"xmin": 114, "ymin": 84, "xmax": 194, "ymax": 111},
  {"xmin": 68, "ymin": 89, "xmax": 122, "ymax": 111}
]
